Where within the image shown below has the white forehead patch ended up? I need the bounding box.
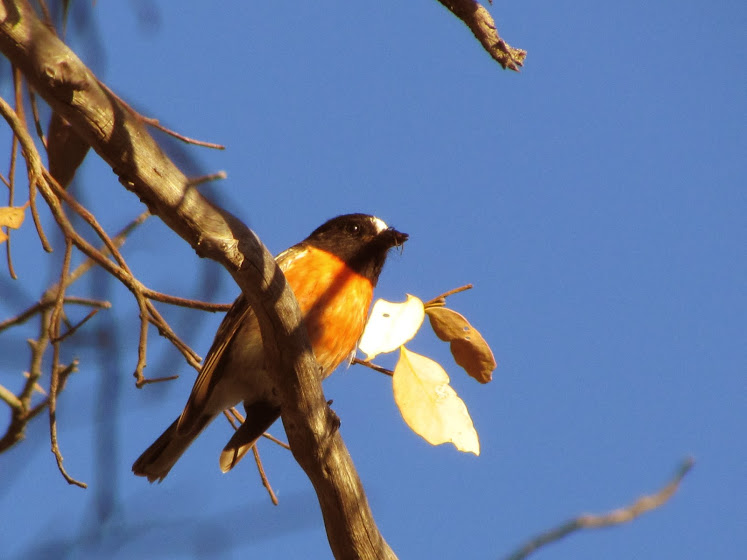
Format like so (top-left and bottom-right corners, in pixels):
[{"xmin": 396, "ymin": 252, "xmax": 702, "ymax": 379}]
[{"xmin": 370, "ymin": 216, "xmax": 388, "ymax": 233}]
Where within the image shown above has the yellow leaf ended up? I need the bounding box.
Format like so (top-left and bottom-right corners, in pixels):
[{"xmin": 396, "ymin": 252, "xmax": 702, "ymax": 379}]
[
  {"xmin": 0, "ymin": 205, "xmax": 27, "ymax": 229},
  {"xmin": 359, "ymin": 295, "xmax": 425, "ymax": 360},
  {"xmin": 0, "ymin": 205, "xmax": 27, "ymax": 245},
  {"xmin": 425, "ymin": 307, "xmax": 496, "ymax": 383},
  {"xmin": 393, "ymin": 347, "xmax": 480, "ymax": 455}
]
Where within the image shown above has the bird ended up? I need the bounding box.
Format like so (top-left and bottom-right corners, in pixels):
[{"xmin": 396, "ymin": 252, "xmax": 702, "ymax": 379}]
[{"xmin": 132, "ymin": 213, "xmax": 408, "ymax": 482}]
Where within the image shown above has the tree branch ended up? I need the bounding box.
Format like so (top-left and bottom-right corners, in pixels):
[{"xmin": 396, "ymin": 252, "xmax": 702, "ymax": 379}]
[
  {"xmin": 0, "ymin": 2, "xmax": 395, "ymax": 557},
  {"xmin": 436, "ymin": 0, "xmax": 526, "ymax": 70},
  {"xmin": 503, "ymin": 458, "xmax": 695, "ymax": 560}
]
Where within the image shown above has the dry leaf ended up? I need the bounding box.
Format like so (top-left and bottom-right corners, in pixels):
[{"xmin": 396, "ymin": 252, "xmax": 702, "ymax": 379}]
[
  {"xmin": 48, "ymin": 112, "xmax": 90, "ymax": 189},
  {"xmin": 425, "ymin": 306, "xmax": 496, "ymax": 383},
  {"xmin": 0, "ymin": 205, "xmax": 26, "ymax": 229},
  {"xmin": 359, "ymin": 295, "xmax": 425, "ymax": 360},
  {"xmin": 0, "ymin": 205, "xmax": 27, "ymax": 244},
  {"xmin": 393, "ymin": 347, "xmax": 480, "ymax": 455}
]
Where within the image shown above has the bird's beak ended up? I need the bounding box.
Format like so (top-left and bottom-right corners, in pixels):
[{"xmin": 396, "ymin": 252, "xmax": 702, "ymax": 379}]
[{"xmin": 385, "ymin": 227, "xmax": 408, "ymax": 248}]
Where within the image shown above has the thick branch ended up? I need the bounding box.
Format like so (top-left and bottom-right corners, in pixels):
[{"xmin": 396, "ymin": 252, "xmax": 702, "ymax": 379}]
[{"xmin": 0, "ymin": 1, "xmax": 395, "ymax": 557}]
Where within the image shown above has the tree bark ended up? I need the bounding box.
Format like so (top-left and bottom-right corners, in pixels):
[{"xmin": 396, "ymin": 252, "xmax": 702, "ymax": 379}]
[{"xmin": 0, "ymin": 1, "xmax": 396, "ymax": 557}]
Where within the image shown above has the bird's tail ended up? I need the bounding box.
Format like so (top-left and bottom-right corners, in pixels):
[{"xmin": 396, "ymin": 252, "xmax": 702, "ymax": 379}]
[
  {"xmin": 132, "ymin": 415, "xmax": 213, "ymax": 483},
  {"xmin": 219, "ymin": 401, "xmax": 281, "ymax": 473}
]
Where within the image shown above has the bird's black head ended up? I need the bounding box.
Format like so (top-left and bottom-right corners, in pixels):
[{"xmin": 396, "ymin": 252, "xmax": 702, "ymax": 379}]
[{"xmin": 305, "ymin": 213, "xmax": 408, "ymax": 285}]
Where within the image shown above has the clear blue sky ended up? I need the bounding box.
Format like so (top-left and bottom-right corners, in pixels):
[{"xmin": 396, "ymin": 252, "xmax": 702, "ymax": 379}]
[{"xmin": 1, "ymin": 1, "xmax": 745, "ymax": 558}]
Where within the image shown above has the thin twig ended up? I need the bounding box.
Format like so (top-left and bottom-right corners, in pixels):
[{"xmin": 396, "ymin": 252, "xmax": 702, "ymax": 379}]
[
  {"xmin": 0, "ymin": 97, "xmax": 206, "ymax": 387},
  {"xmin": 142, "ymin": 289, "xmax": 232, "ymax": 312},
  {"xmin": 27, "ymin": 90, "xmax": 47, "ymax": 149},
  {"xmin": 0, "ymin": 288, "xmax": 109, "ymax": 333},
  {"xmin": 140, "ymin": 116, "xmax": 226, "ymax": 150},
  {"xmin": 51, "ymin": 307, "xmax": 101, "ymax": 343},
  {"xmin": 352, "ymin": 357, "xmax": 394, "ymax": 377},
  {"xmin": 144, "ymin": 301, "xmax": 202, "ymax": 369},
  {"xmin": 10, "ymin": 76, "xmax": 53, "ymax": 253},
  {"xmin": 424, "ymin": 284, "xmax": 473, "ymax": 307},
  {"xmin": 228, "ymin": 408, "xmax": 291, "ymax": 449},
  {"xmin": 5, "ymin": 86, "xmax": 19, "ymax": 278},
  {"xmin": 503, "ymin": 458, "xmax": 695, "ymax": 560},
  {"xmin": 224, "ymin": 408, "xmax": 241, "ymax": 429},
  {"xmin": 22, "ymin": 370, "xmax": 46, "ymax": 395},
  {"xmin": 186, "ymin": 171, "xmax": 227, "ymax": 188},
  {"xmin": 17, "ymin": 360, "xmax": 79, "ymax": 436},
  {"xmin": 0, "ymin": 384, "xmax": 23, "ymax": 411},
  {"xmin": 261, "ymin": 432, "xmax": 291, "ymax": 450},
  {"xmin": 252, "ymin": 444, "xmax": 279, "ymax": 505},
  {"xmin": 47, "ymin": 238, "xmax": 86, "ymax": 487},
  {"xmin": 225, "ymin": 408, "xmax": 281, "ymax": 504},
  {"xmin": 228, "ymin": 407, "xmax": 245, "ymax": 424},
  {"xmin": 0, "ymin": 315, "xmax": 51, "ymax": 453},
  {"xmin": 45, "ymin": 173, "xmax": 202, "ymax": 381},
  {"xmin": 137, "ymin": 374, "xmax": 180, "ymax": 386},
  {"xmin": 97, "ymin": 80, "xmax": 225, "ymax": 149}
]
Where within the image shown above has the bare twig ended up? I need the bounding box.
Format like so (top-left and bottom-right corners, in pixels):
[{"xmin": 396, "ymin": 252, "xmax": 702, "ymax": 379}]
[
  {"xmin": 139, "ymin": 116, "xmax": 226, "ymax": 150},
  {"xmin": 224, "ymin": 408, "xmax": 241, "ymax": 429},
  {"xmin": 11, "ymin": 71, "xmax": 53, "ymax": 253},
  {"xmin": 5, "ymin": 73, "xmax": 20, "ymax": 278},
  {"xmin": 47, "ymin": 238, "xmax": 87, "ymax": 487},
  {"xmin": 352, "ymin": 358, "xmax": 394, "ymax": 377},
  {"xmin": 227, "ymin": 407, "xmax": 291, "ymax": 449},
  {"xmin": 0, "ymin": 97, "xmax": 202, "ymax": 388},
  {"xmin": 252, "ymin": 444, "xmax": 279, "ymax": 505},
  {"xmin": 23, "ymin": 359, "xmax": 78, "ymax": 421},
  {"xmin": 424, "ymin": 283, "xmax": 473, "ymax": 307},
  {"xmin": 97, "ymin": 80, "xmax": 225, "ymax": 150},
  {"xmin": 51, "ymin": 307, "xmax": 101, "ymax": 343},
  {"xmin": 0, "ymin": 297, "xmax": 109, "ymax": 332},
  {"xmin": 0, "ymin": 384, "xmax": 23, "ymax": 411},
  {"xmin": 143, "ymin": 301, "xmax": 203, "ymax": 370},
  {"xmin": 187, "ymin": 171, "xmax": 227, "ymax": 188},
  {"xmin": 44, "ymin": 174, "xmax": 206, "ymax": 379},
  {"xmin": 261, "ymin": 432, "xmax": 291, "ymax": 450},
  {"xmin": 137, "ymin": 374, "xmax": 180, "ymax": 386},
  {"xmin": 503, "ymin": 458, "xmax": 696, "ymax": 560},
  {"xmin": 225, "ymin": 407, "xmax": 280, "ymax": 504},
  {"xmin": 142, "ymin": 290, "xmax": 232, "ymax": 312}
]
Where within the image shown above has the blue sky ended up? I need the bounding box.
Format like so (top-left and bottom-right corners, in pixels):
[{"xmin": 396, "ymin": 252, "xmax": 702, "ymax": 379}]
[{"xmin": 1, "ymin": 1, "xmax": 745, "ymax": 558}]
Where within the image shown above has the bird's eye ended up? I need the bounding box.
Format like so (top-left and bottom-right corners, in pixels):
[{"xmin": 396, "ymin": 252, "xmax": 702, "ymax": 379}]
[{"xmin": 346, "ymin": 223, "xmax": 361, "ymax": 235}]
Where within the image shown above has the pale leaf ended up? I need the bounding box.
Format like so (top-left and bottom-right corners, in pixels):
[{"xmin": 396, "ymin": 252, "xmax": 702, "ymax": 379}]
[
  {"xmin": 359, "ymin": 295, "xmax": 425, "ymax": 360},
  {"xmin": 426, "ymin": 306, "xmax": 496, "ymax": 383},
  {"xmin": 393, "ymin": 347, "xmax": 480, "ymax": 455}
]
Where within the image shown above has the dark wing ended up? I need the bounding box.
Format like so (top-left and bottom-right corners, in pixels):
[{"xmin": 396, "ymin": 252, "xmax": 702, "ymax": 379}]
[{"xmin": 176, "ymin": 294, "xmax": 253, "ymax": 433}]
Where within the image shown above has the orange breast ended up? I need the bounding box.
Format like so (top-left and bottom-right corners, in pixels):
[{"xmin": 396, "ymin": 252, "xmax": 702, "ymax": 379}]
[{"xmin": 282, "ymin": 247, "xmax": 374, "ymax": 376}]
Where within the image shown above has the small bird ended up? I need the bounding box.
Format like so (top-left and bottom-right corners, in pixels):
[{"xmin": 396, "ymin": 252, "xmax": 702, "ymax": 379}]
[{"xmin": 133, "ymin": 213, "xmax": 407, "ymax": 482}]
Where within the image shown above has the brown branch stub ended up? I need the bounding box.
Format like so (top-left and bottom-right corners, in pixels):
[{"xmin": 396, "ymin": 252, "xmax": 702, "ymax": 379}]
[
  {"xmin": 424, "ymin": 283, "xmax": 473, "ymax": 308},
  {"xmin": 252, "ymin": 444, "xmax": 279, "ymax": 506},
  {"xmin": 437, "ymin": 0, "xmax": 526, "ymax": 70},
  {"xmin": 352, "ymin": 357, "xmax": 394, "ymax": 377},
  {"xmin": 503, "ymin": 458, "xmax": 695, "ymax": 560}
]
